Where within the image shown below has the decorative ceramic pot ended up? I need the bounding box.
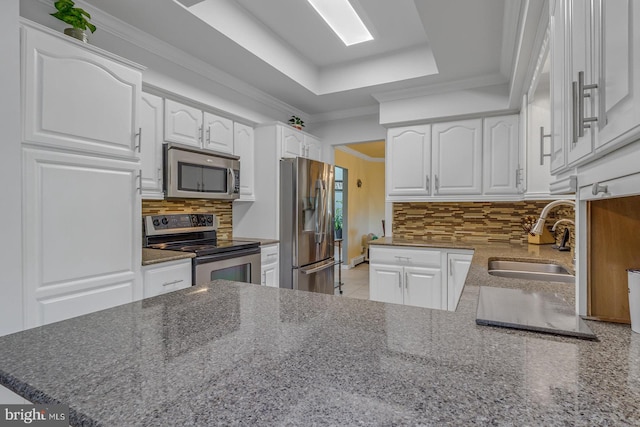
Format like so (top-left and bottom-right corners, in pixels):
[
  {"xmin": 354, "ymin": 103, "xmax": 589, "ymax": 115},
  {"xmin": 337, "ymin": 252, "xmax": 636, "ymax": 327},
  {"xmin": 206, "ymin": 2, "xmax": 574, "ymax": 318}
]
[{"xmin": 64, "ymin": 28, "xmax": 87, "ymax": 43}]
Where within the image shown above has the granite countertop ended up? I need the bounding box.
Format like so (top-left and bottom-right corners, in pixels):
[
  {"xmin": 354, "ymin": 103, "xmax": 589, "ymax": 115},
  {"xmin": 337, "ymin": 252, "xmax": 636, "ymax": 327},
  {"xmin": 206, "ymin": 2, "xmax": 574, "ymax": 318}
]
[
  {"xmin": 233, "ymin": 237, "xmax": 280, "ymax": 245},
  {"xmin": 1, "ymin": 243, "xmax": 638, "ymax": 425},
  {"xmin": 141, "ymin": 248, "xmax": 195, "ymax": 266}
]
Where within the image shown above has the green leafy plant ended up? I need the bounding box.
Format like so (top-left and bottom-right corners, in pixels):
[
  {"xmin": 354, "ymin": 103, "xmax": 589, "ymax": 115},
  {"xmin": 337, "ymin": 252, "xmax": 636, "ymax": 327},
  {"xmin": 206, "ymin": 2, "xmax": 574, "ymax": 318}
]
[
  {"xmin": 288, "ymin": 115, "xmax": 305, "ymax": 128},
  {"xmin": 51, "ymin": 0, "xmax": 97, "ymax": 33},
  {"xmin": 334, "ymin": 207, "xmax": 343, "ymax": 231}
]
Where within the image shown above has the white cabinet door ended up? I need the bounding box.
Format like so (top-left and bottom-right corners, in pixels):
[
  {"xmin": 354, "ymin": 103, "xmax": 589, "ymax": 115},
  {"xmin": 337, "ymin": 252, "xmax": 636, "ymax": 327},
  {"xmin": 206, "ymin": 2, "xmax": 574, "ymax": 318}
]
[
  {"xmin": 550, "ymin": 0, "xmax": 568, "ymax": 173},
  {"xmin": 203, "ymin": 111, "xmax": 234, "ymax": 153},
  {"xmin": 143, "ymin": 259, "xmax": 192, "ymax": 298},
  {"xmin": 234, "ymin": 123, "xmax": 255, "ymax": 201},
  {"xmin": 140, "ymin": 92, "xmax": 164, "ymax": 199},
  {"xmin": 567, "ymin": 0, "xmax": 596, "ymax": 165},
  {"xmin": 483, "ymin": 115, "xmax": 520, "ymax": 194},
  {"xmin": 304, "ymin": 135, "xmax": 322, "ymax": 161},
  {"xmin": 447, "ymin": 253, "xmax": 472, "ymax": 311},
  {"xmin": 281, "ymin": 126, "xmax": 304, "ymax": 158},
  {"xmin": 594, "ymin": 0, "xmax": 640, "ymax": 152},
  {"xmin": 404, "ymin": 266, "xmax": 444, "ymax": 310},
  {"xmin": 369, "ymin": 264, "xmax": 403, "ymax": 305},
  {"xmin": 261, "ymin": 243, "xmax": 279, "ymax": 287},
  {"xmin": 432, "ymin": 119, "xmax": 483, "ymax": 195},
  {"xmin": 386, "ymin": 125, "xmax": 431, "ymax": 197},
  {"xmin": 22, "ymin": 24, "xmax": 141, "ymax": 159},
  {"xmin": 23, "ymin": 147, "xmax": 141, "ymax": 328},
  {"xmin": 164, "ymin": 99, "xmax": 203, "ymax": 147}
]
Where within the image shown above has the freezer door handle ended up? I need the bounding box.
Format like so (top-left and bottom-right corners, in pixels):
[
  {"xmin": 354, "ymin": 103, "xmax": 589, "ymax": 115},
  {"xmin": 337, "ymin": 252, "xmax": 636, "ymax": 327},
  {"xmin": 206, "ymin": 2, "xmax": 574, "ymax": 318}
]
[{"xmin": 300, "ymin": 260, "xmax": 337, "ymax": 275}]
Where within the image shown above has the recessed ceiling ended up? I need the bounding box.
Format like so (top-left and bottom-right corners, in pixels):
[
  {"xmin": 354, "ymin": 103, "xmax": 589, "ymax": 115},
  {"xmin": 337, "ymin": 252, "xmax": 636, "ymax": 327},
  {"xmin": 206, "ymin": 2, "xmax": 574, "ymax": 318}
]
[{"xmin": 78, "ymin": 0, "xmax": 515, "ymax": 118}]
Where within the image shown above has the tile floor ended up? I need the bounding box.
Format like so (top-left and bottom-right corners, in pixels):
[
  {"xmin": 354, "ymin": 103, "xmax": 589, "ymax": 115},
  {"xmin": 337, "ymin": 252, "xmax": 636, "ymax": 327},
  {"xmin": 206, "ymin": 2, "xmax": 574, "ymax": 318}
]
[{"xmin": 335, "ymin": 262, "xmax": 369, "ymax": 300}]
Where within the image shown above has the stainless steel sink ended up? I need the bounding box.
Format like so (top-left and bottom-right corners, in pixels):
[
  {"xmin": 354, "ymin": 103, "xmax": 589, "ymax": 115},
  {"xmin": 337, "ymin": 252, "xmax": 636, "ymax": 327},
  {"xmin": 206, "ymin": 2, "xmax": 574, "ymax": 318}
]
[{"xmin": 487, "ymin": 260, "xmax": 575, "ymax": 283}]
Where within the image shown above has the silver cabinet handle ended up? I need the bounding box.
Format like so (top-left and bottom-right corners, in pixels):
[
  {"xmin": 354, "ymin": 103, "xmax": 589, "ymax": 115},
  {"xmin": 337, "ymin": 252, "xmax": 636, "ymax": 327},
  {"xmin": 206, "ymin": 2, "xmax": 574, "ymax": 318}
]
[
  {"xmin": 157, "ymin": 167, "xmax": 162, "ymax": 183},
  {"xmin": 435, "ymin": 175, "xmax": 440, "ymax": 193},
  {"xmin": 398, "ymin": 271, "xmax": 402, "ymax": 288},
  {"xmin": 162, "ymin": 279, "xmax": 184, "ymax": 287},
  {"xmin": 206, "ymin": 126, "xmax": 211, "ymax": 144},
  {"xmin": 265, "ymin": 253, "xmax": 278, "ymax": 259},
  {"xmin": 592, "ymin": 182, "xmax": 608, "ymax": 195},
  {"xmin": 426, "ymin": 175, "xmax": 430, "ymax": 195},
  {"xmin": 262, "ymin": 271, "xmax": 266, "ymax": 285},
  {"xmin": 135, "ymin": 127, "xmax": 142, "ymax": 153},
  {"xmin": 572, "ymin": 80, "xmax": 579, "ymax": 144},
  {"xmin": 394, "ymin": 256, "xmax": 411, "ymax": 261},
  {"xmin": 578, "ymin": 71, "xmax": 598, "ymax": 138},
  {"xmin": 539, "ymin": 126, "xmax": 551, "ymax": 165},
  {"xmin": 198, "ymin": 126, "xmax": 203, "ymax": 143},
  {"xmin": 449, "ymin": 258, "xmax": 453, "ymax": 276}
]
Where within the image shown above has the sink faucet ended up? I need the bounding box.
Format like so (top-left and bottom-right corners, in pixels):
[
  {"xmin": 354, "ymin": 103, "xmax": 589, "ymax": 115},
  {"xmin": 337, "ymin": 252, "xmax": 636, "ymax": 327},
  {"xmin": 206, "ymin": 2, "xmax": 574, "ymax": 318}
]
[
  {"xmin": 551, "ymin": 218, "xmax": 575, "ymax": 231},
  {"xmin": 531, "ymin": 200, "xmax": 576, "ymax": 235}
]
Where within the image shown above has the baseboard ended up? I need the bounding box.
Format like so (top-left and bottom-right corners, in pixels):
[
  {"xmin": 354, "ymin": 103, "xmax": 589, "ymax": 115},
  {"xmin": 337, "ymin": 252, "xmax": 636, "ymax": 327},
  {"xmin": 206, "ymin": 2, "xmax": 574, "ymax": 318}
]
[{"xmin": 350, "ymin": 255, "xmax": 365, "ymax": 268}]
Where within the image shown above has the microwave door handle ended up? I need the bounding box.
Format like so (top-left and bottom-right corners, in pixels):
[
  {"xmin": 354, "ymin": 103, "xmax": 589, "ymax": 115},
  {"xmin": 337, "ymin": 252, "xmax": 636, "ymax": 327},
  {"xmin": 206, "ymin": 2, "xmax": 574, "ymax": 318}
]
[{"xmin": 227, "ymin": 168, "xmax": 234, "ymax": 195}]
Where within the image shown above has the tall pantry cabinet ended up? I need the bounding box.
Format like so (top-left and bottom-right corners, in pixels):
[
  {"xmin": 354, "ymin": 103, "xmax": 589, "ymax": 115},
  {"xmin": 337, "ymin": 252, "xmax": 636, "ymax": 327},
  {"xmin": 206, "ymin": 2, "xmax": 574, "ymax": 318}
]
[{"xmin": 21, "ymin": 21, "xmax": 144, "ymax": 328}]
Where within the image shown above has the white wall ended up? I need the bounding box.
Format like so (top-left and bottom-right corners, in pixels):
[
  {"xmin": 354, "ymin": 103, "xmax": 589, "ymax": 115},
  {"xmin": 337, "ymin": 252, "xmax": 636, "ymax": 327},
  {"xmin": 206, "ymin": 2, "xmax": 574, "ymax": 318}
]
[{"xmin": 0, "ymin": 0, "xmax": 24, "ymax": 336}]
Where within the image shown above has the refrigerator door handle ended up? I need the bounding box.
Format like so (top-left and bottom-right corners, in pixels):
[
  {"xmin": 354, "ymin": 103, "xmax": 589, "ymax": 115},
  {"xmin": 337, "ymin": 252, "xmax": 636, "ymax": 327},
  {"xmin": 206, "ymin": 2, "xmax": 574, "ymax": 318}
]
[
  {"xmin": 300, "ymin": 260, "xmax": 337, "ymax": 275},
  {"xmin": 314, "ymin": 179, "xmax": 325, "ymax": 243}
]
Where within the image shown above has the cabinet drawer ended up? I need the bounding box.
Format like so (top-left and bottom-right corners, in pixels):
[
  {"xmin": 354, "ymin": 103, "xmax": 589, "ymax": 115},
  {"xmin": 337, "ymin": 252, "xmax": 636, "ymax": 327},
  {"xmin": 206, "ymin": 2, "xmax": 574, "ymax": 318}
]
[
  {"xmin": 369, "ymin": 246, "xmax": 441, "ymax": 267},
  {"xmin": 261, "ymin": 243, "xmax": 279, "ymax": 265},
  {"xmin": 143, "ymin": 259, "xmax": 192, "ymax": 298}
]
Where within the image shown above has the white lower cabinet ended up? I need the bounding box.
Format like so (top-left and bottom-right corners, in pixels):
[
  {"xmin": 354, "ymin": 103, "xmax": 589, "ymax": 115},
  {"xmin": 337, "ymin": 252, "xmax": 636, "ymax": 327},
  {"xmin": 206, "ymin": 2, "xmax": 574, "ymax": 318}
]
[
  {"xmin": 261, "ymin": 243, "xmax": 279, "ymax": 287},
  {"xmin": 369, "ymin": 246, "xmax": 473, "ymax": 311},
  {"xmin": 142, "ymin": 259, "xmax": 192, "ymax": 298}
]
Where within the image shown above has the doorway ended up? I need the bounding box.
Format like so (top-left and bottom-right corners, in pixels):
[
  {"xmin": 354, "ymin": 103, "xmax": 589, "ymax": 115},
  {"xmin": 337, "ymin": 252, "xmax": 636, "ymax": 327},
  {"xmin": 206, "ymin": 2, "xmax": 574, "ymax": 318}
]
[{"xmin": 335, "ymin": 166, "xmax": 348, "ymax": 267}]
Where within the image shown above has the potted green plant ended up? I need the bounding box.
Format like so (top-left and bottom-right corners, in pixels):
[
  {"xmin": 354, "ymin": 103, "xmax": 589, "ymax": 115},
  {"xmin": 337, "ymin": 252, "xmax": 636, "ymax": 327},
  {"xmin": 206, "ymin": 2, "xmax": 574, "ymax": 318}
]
[
  {"xmin": 334, "ymin": 208, "xmax": 343, "ymax": 239},
  {"xmin": 288, "ymin": 115, "xmax": 305, "ymax": 130},
  {"xmin": 51, "ymin": 0, "xmax": 97, "ymax": 43}
]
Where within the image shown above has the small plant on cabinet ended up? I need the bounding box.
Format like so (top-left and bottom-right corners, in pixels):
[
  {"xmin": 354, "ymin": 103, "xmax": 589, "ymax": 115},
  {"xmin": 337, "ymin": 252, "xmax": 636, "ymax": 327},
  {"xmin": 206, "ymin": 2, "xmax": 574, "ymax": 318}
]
[
  {"xmin": 51, "ymin": 0, "xmax": 96, "ymax": 42},
  {"xmin": 289, "ymin": 115, "xmax": 305, "ymax": 130}
]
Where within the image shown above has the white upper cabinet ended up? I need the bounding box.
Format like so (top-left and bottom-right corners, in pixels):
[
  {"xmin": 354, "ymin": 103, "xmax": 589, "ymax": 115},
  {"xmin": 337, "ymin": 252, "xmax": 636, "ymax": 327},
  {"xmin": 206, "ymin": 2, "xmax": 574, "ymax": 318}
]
[
  {"xmin": 550, "ymin": 0, "xmax": 568, "ymax": 173},
  {"xmin": 203, "ymin": 112, "xmax": 234, "ymax": 154},
  {"xmin": 22, "ymin": 22, "xmax": 142, "ymax": 159},
  {"xmin": 281, "ymin": 126, "xmax": 304, "ymax": 158},
  {"xmin": 233, "ymin": 122, "xmax": 255, "ymax": 201},
  {"xmin": 140, "ymin": 92, "xmax": 164, "ymax": 199},
  {"xmin": 432, "ymin": 119, "xmax": 483, "ymax": 195},
  {"xmin": 164, "ymin": 99, "xmax": 203, "ymax": 147},
  {"xmin": 483, "ymin": 115, "xmax": 520, "ymax": 194},
  {"xmin": 386, "ymin": 125, "xmax": 431, "ymax": 197},
  {"xmin": 593, "ymin": 0, "xmax": 640, "ymax": 152},
  {"xmin": 304, "ymin": 135, "xmax": 322, "ymax": 161}
]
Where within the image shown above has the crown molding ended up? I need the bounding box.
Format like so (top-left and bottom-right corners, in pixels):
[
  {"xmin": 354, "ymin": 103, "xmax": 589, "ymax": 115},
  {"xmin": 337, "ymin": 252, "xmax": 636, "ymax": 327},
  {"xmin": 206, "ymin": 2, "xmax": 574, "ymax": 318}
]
[
  {"xmin": 309, "ymin": 105, "xmax": 379, "ymax": 124},
  {"xmin": 335, "ymin": 145, "xmax": 384, "ymax": 163},
  {"xmin": 38, "ymin": 0, "xmax": 305, "ymax": 119},
  {"xmin": 500, "ymin": 0, "xmax": 523, "ymax": 78}
]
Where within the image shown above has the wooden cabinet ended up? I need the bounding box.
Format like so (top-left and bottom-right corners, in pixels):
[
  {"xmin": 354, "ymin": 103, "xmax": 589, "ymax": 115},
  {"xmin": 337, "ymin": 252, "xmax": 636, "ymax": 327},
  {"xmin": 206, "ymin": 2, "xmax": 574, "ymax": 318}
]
[
  {"xmin": 260, "ymin": 243, "xmax": 279, "ymax": 288},
  {"xmin": 164, "ymin": 99, "xmax": 203, "ymax": 147},
  {"xmin": 140, "ymin": 92, "xmax": 164, "ymax": 199},
  {"xmin": 21, "ymin": 22, "xmax": 143, "ymax": 329},
  {"xmin": 22, "ymin": 21, "xmax": 142, "ymax": 159},
  {"xmin": 386, "ymin": 125, "xmax": 431, "ymax": 197},
  {"xmin": 483, "ymin": 115, "xmax": 520, "ymax": 194},
  {"xmin": 142, "ymin": 259, "xmax": 192, "ymax": 298},
  {"xmin": 234, "ymin": 122, "xmax": 255, "ymax": 201},
  {"xmin": 369, "ymin": 246, "xmax": 473, "ymax": 311},
  {"xmin": 432, "ymin": 119, "xmax": 483, "ymax": 195}
]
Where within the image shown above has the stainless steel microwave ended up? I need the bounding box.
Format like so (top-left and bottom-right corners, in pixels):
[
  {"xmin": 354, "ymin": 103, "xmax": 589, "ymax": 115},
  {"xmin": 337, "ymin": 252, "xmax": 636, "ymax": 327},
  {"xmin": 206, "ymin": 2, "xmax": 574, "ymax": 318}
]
[{"xmin": 163, "ymin": 143, "xmax": 240, "ymax": 200}]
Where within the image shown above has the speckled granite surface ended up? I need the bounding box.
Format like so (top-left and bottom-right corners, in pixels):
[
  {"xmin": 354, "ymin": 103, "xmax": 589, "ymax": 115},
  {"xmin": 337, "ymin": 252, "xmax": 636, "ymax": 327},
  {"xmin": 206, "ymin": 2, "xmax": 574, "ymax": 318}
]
[
  {"xmin": 141, "ymin": 248, "xmax": 195, "ymax": 266},
  {"xmin": 1, "ymin": 243, "xmax": 639, "ymax": 426}
]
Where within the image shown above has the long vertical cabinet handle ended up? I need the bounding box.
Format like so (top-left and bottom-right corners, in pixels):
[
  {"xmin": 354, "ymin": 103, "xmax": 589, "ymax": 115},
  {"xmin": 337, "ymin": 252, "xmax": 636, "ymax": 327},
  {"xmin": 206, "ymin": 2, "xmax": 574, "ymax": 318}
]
[
  {"xmin": 572, "ymin": 81, "xmax": 579, "ymax": 144},
  {"xmin": 578, "ymin": 71, "xmax": 598, "ymax": 137},
  {"xmin": 426, "ymin": 176, "xmax": 430, "ymax": 195},
  {"xmin": 198, "ymin": 126, "xmax": 203, "ymax": 143},
  {"xmin": 134, "ymin": 127, "xmax": 142, "ymax": 153},
  {"xmin": 206, "ymin": 127, "xmax": 211, "ymax": 144},
  {"xmin": 405, "ymin": 272, "xmax": 408, "ymax": 288},
  {"xmin": 157, "ymin": 167, "xmax": 162, "ymax": 183},
  {"xmin": 449, "ymin": 258, "xmax": 453, "ymax": 276},
  {"xmin": 435, "ymin": 175, "xmax": 440, "ymax": 194},
  {"xmin": 398, "ymin": 271, "xmax": 402, "ymax": 288}
]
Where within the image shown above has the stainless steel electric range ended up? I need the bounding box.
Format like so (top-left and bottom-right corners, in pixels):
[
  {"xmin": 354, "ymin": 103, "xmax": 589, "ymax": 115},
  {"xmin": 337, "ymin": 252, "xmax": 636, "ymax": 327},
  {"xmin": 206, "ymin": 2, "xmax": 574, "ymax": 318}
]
[{"xmin": 143, "ymin": 213, "xmax": 260, "ymax": 285}]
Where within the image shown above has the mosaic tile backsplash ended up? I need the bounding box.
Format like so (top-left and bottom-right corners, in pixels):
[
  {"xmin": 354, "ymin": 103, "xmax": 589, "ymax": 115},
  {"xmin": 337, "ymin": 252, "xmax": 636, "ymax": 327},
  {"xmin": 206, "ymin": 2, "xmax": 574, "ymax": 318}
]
[
  {"xmin": 142, "ymin": 199, "xmax": 233, "ymax": 240},
  {"xmin": 393, "ymin": 201, "xmax": 575, "ymax": 246}
]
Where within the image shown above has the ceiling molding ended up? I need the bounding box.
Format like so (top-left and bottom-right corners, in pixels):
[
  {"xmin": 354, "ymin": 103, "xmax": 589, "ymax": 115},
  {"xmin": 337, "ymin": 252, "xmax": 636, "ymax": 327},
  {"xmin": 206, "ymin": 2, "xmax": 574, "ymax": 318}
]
[
  {"xmin": 335, "ymin": 145, "xmax": 384, "ymax": 163},
  {"xmin": 47, "ymin": 0, "xmax": 308, "ymax": 119},
  {"xmin": 500, "ymin": 0, "xmax": 523, "ymax": 78},
  {"xmin": 309, "ymin": 105, "xmax": 379, "ymax": 124},
  {"xmin": 371, "ymin": 73, "xmax": 508, "ymax": 103}
]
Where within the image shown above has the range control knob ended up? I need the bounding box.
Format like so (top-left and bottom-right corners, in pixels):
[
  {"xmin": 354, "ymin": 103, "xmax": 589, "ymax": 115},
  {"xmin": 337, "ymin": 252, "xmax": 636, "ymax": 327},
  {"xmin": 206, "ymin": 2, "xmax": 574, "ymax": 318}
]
[
  {"xmin": 152, "ymin": 219, "xmax": 160, "ymax": 227},
  {"xmin": 161, "ymin": 217, "xmax": 168, "ymax": 225},
  {"xmin": 206, "ymin": 215, "xmax": 213, "ymax": 224}
]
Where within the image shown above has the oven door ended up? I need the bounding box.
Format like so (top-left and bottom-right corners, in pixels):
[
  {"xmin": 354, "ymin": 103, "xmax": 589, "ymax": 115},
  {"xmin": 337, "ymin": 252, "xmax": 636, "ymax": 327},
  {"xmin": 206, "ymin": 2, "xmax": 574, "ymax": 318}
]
[{"xmin": 193, "ymin": 247, "xmax": 261, "ymax": 285}]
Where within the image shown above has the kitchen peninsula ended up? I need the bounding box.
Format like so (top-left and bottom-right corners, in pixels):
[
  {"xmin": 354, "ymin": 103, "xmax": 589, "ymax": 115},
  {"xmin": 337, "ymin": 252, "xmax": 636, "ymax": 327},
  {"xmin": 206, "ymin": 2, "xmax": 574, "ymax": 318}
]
[{"xmin": 0, "ymin": 243, "xmax": 638, "ymax": 426}]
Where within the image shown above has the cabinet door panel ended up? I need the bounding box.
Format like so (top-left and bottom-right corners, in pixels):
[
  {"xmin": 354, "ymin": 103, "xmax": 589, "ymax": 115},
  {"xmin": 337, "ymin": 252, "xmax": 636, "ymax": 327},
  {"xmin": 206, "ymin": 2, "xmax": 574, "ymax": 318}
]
[
  {"xmin": 23, "ymin": 26, "xmax": 140, "ymax": 158},
  {"xmin": 140, "ymin": 93, "xmax": 164, "ymax": 197},
  {"xmin": 164, "ymin": 100, "xmax": 202, "ymax": 147},
  {"xmin": 595, "ymin": 0, "xmax": 640, "ymax": 151},
  {"xmin": 483, "ymin": 116, "xmax": 519, "ymax": 194},
  {"xmin": 432, "ymin": 119, "xmax": 482, "ymax": 195},
  {"xmin": 404, "ymin": 266, "xmax": 443, "ymax": 310},
  {"xmin": 234, "ymin": 123, "xmax": 255, "ymax": 200},
  {"xmin": 386, "ymin": 125, "xmax": 431, "ymax": 196},
  {"xmin": 23, "ymin": 148, "xmax": 141, "ymax": 327},
  {"xmin": 281, "ymin": 127, "xmax": 303, "ymax": 158},
  {"xmin": 204, "ymin": 112, "xmax": 233, "ymax": 153},
  {"xmin": 369, "ymin": 264, "xmax": 403, "ymax": 305}
]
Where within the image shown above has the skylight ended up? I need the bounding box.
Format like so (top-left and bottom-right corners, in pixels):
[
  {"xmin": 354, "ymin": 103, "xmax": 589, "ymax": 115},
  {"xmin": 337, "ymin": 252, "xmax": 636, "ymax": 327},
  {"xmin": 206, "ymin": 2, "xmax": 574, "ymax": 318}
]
[{"xmin": 307, "ymin": 0, "xmax": 373, "ymax": 46}]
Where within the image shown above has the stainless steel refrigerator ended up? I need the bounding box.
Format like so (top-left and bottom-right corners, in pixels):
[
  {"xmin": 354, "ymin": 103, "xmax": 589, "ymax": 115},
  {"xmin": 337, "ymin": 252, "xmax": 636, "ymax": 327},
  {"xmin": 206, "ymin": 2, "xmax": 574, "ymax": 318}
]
[{"xmin": 280, "ymin": 157, "xmax": 335, "ymax": 294}]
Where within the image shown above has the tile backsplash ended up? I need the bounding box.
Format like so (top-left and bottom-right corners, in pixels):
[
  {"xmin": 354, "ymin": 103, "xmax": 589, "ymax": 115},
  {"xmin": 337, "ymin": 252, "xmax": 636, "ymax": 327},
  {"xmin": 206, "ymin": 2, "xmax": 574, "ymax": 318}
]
[
  {"xmin": 393, "ymin": 201, "xmax": 575, "ymax": 246},
  {"xmin": 142, "ymin": 199, "xmax": 233, "ymax": 240}
]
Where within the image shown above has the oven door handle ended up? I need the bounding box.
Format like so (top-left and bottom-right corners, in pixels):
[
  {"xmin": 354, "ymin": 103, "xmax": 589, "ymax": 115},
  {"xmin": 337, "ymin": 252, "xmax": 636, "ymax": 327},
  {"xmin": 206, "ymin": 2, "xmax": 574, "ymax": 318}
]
[
  {"xmin": 194, "ymin": 246, "xmax": 260, "ymax": 264},
  {"xmin": 300, "ymin": 260, "xmax": 337, "ymax": 275}
]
